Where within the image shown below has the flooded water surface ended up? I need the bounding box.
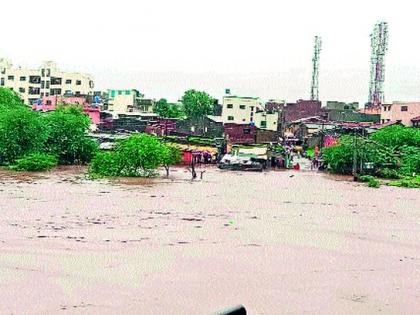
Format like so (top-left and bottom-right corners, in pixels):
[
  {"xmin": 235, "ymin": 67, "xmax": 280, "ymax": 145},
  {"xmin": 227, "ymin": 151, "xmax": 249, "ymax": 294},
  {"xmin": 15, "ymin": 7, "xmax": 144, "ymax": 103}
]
[{"xmin": 0, "ymin": 166, "xmax": 419, "ymax": 314}]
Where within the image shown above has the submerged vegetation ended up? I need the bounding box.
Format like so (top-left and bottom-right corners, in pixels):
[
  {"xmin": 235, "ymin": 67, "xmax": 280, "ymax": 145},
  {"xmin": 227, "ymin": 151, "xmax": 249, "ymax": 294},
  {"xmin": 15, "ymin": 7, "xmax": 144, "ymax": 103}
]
[
  {"xmin": 89, "ymin": 134, "xmax": 181, "ymax": 178},
  {"xmin": 0, "ymin": 88, "xmax": 97, "ymax": 171},
  {"xmin": 322, "ymin": 125, "xmax": 420, "ymax": 188}
]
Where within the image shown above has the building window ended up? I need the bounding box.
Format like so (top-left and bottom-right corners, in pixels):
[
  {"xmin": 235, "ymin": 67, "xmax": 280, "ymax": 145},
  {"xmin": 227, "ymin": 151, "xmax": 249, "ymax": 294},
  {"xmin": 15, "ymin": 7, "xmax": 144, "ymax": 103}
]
[
  {"xmin": 243, "ymin": 128, "xmax": 251, "ymax": 134},
  {"xmin": 227, "ymin": 104, "xmax": 233, "ymax": 109},
  {"xmin": 29, "ymin": 87, "xmax": 40, "ymax": 95},
  {"xmin": 110, "ymin": 90, "xmax": 115, "ymax": 97},
  {"xmin": 29, "ymin": 76, "xmax": 41, "ymax": 84},
  {"xmin": 260, "ymin": 121, "xmax": 267, "ymax": 128},
  {"xmin": 242, "ymin": 119, "xmax": 246, "ymax": 121},
  {"xmin": 41, "ymin": 81, "xmax": 45, "ymax": 88},
  {"xmin": 388, "ymin": 106, "xmax": 391, "ymax": 111},
  {"xmin": 41, "ymin": 92, "xmax": 44, "ymax": 97},
  {"xmin": 7, "ymin": 75, "xmax": 14, "ymax": 81},
  {"xmin": 0, "ymin": 78, "xmax": 4, "ymax": 86},
  {"xmin": 118, "ymin": 90, "xmax": 122, "ymax": 95},
  {"xmin": 75, "ymin": 91, "xmax": 81, "ymax": 96},
  {"xmin": 401, "ymin": 106, "xmax": 408, "ymax": 112},
  {"xmin": 46, "ymin": 100, "xmax": 52, "ymax": 106},
  {"xmin": 227, "ymin": 116, "xmax": 234, "ymax": 121},
  {"xmin": 46, "ymin": 81, "xmax": 50, "ymax": 89},
  {"xmin": 383, "ymin": 106, "xmax": 387, "ymax": 112},
  {"xmin": 20, "ymin": 76, "xmax": 26, "ymax": 81},
  {"xmin": 239, "ymin": 105, "xmax": 246, "ymax": 109},
  {"xmin": 46, "ymin": 69, "xmax": 50, "ymax": 77},
  {"xmin": 250, "ymin": 106, "xmax": 254, "ymax": 112},
  {"xmin": 19, "ymin": 87, "xmax": 25, "ymax": 93},
  {"xmin": 76, "ymin": 80, "xmax": 82, "ymax": 85},
  {"xmin": 50, "ymin": 77, "xmax": 62, "ymax": 85},
  {"xmin": 125, "ymin": 90, "xmax": 131, "ymax": 95},
  {"xmin": 41, "ymin": 69, "xmax": 45, "ymax": 77},
  {"xmin": 65, "ymin": 79, "xmax": 72, "ymax": 84}
]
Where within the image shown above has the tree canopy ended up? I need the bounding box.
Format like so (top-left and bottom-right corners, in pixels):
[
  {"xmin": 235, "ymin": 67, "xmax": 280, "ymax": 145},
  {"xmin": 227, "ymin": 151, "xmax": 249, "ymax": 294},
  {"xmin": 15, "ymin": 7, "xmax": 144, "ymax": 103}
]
[
  {"xmin": 90, "ymin": 134, "xmax": 182, "ymax": 177},
  {"xmin": 0, "ymin": 90, "xmax": 97, "ymax": 169},
  {"xmin": 181, "ymin": 89, "xmax": 215, "ymax": 118},
  {"xmin": 323, "ymin": 126, "xmax": 420, "ymax": 177},
  {"xmin": 43, "ymin": 106, "xmax": 97, "ymax": 164},
  {"xmin": 154, "ymin": 98, "xmax": 184, "ymax": 118},
  {"xmin": 0, "ymin": 87, "xmax": 25, "ymax": 109}
]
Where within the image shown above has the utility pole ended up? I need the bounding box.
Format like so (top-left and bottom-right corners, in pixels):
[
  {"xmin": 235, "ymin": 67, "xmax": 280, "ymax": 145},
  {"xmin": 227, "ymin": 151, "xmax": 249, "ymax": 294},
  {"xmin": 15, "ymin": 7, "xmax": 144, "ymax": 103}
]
[{"xmin": 352, "ymin": 130, "xmax": 358, "ymax": 181}]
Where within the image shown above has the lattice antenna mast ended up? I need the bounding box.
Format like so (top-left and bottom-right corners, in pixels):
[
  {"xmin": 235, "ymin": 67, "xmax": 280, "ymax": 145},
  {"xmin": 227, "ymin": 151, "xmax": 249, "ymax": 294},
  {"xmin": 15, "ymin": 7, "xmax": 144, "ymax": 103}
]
[
  {"xmin": 368, "ymin": 21, "xmax": 389, "ymax": 107},
  {"xmin": 310, "ymin": 36, "xmax": 322, "ymax": 101}
]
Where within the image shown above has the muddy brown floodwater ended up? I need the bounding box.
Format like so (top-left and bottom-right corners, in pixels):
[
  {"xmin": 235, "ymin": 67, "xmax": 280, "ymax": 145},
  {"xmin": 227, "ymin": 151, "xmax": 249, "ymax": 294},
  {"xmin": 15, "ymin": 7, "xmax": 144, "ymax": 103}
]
[{"xmin": 0, "ymin": 166, "xmax": 419, "ymax": 314}]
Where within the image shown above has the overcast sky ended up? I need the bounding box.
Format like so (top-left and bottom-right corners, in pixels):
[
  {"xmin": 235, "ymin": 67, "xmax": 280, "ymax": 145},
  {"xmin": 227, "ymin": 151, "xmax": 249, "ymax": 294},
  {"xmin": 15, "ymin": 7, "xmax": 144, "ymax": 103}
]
[{"xmin": 2, "ymin": 0, "xmax": 420, "ymax": 104}]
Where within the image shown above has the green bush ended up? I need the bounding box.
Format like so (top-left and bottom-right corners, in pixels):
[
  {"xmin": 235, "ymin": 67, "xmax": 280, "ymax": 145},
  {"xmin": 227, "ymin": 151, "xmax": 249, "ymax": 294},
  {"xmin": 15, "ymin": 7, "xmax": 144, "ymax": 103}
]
[
  {"xmin": 43, "ymin": 106, "xmax": 98, "ymax": 164},
  {"xmin": 0, "ymin": 87, "xmax": 25, "ymax": 109},
  {"xmin": 322, "ymin": 135, "xmax": 354, "ymax": 174},
  {"xmin": 89, "ymin": 151, "xmax": 121, "ymax": 177},
  {"xmin": 367, "ymin": 177, "xmax": 380, "ymax": 188},
  {"xmin": 0, "ymin": 107, "xmax": 47, "ymax": 164},
  {"xmin": 306, "ymin": 148, "xmax": 315, "ymax": 158},
  {"xmin": 90, "ymin": 134, "xmax": 168, "ymax": 177},
  {"xmin": 388, "ymin": 176, "xmax": 420, "ymax": 188},
  {"xmin": 9, "ymin": 153, "xmax": 58, "ymax": 171},
  {"xmin": 359, "ymin": 175, "xmax": 375, "ymax": 182},
  {"xmin": 378, "ymin": 168, "xmax": 402, "ymax": 179}
]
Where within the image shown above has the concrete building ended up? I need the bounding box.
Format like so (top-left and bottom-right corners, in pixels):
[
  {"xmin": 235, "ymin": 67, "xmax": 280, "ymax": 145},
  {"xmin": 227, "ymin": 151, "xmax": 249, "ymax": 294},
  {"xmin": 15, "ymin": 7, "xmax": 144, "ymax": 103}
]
[
  {"xmin": 380, "ymin": 102, "xmax": 420, "ymax": 126},
  {"xmin": 106, "ymin": 89, "xmax": 154, "ymax": 113},
  {"xmin": 0, "ymin": 58, "xmax": 94, "ymax": 105},
  {"xmin": 282, "ymin": 100, "xmax": 323, "ymax": 122},
  {"xmin": 222, "ymin": 95, "xmax": 278, "ymax": 131},
  {"xmin": 325, "ymin": 101, "xmax": 359, "ymax": 111}
]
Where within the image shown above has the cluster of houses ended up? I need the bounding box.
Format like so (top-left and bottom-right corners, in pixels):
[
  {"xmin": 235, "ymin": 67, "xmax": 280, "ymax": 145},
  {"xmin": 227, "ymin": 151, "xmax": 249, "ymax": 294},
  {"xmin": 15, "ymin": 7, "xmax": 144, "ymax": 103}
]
[{"xmin": 2, "ymin": 58, "xmax": 420, "ymax": 159}]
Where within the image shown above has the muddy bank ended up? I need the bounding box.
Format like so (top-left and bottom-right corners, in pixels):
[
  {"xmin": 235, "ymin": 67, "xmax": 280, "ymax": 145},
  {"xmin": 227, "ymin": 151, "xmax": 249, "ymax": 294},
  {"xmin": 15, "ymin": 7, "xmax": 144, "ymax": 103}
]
[{"xmin": 0, "ymin": 166, "xmax": 419, "ymax": 314}]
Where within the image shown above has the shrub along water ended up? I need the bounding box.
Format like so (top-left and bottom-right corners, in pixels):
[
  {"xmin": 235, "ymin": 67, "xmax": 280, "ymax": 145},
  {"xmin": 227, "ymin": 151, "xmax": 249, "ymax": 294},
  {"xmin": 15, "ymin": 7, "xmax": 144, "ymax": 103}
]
[
  {"xmin": 89, "ymin": 134, "xmax": 181, "ymax": 178},
  {"xmin": 0, "ymin": 88, "xmax": 98, "ymax": 170},
  {"xmin": 322, "ymin": 126, "xmax": 420, "ymax": 181},
  {"xmin": 9, "ymin": 153, "xmax": 58, "ymax": 172}
]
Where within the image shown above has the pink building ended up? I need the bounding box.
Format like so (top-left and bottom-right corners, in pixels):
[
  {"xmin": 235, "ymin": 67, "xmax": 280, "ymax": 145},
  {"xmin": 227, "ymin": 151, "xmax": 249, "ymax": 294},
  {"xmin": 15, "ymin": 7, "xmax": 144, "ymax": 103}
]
[
  {"xmin": 32, "ymin": 95, "xmax": 88, "ymax": 112},
  {"xmin": 31, "ymin": 95, "xmax": 100, "ymax": 125},
  {"xmin": 381, "ymin": 102, "xmax": 420, "ymax": 126}
]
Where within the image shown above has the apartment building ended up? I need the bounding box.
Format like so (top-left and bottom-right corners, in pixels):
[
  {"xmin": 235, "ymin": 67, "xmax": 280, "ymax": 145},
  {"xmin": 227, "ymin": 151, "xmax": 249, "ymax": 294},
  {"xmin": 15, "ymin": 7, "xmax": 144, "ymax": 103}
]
[
  {"xmin": 106, "ymin": 89, "xmax": 154, "ymax": 113},
  {"xmin": 222, "ymin": 95, "xmax": 278, "ymax": 131},
  {"xmin": 0, "ymin": 58, "xmax": 94, "ymax": 105},
  {"xmin": 381, "ymin": 101, "xmax": 420, "ymax": 126}
]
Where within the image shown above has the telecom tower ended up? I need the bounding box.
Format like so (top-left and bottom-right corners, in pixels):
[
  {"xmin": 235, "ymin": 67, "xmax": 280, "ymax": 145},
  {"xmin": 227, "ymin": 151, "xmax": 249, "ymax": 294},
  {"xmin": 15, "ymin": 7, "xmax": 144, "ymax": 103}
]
[
  {"xmin": 310, "ymin": 36, "xmax": 322, "ymax": 101},
  {"xmin": 368, "ymin": 21, "xmax": 389, "ymax": 107}
]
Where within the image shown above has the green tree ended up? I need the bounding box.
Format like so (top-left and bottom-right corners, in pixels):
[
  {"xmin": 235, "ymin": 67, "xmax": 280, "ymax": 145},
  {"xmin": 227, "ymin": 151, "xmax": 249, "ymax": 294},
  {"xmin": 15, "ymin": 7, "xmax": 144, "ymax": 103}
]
[
  {"xmin": 371, "ymin": 125, "xmax": 420, "ymax": 148},
  {"xmin": 322, "ymin": 135, "xmax": 354, "ymax": 174},
  {"xmin": 0, "ymin": 87, "xmax": 25, "ymax": 109},
  {"xmin": 0, "ymin": 107, "xmax": 47, "ymax": 164},
  {"xmin": 181, "ymin": 89, "xmax": 214, "ymax": 118},
  {"xmin": 90, "ymin": 134, "xmax": 167, "ymax": 177},
  {"xmin": 154, "ymin": 98, "xmax": 184, "ymax": 118},
  {"xmin": 162, "ymin": 144, "xmax": 182, "ymax": 177},
  {"xmin": 43, "ymin": 105, "xmax": 98, "ymax": 164}
]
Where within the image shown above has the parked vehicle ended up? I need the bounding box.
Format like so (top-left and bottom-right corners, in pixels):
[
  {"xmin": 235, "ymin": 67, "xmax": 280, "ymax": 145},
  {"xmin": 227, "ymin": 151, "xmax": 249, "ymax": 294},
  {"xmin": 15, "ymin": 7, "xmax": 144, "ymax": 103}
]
[{"xmin": 218, "ymin": 154, "xmax": 263, "ymax": 171}]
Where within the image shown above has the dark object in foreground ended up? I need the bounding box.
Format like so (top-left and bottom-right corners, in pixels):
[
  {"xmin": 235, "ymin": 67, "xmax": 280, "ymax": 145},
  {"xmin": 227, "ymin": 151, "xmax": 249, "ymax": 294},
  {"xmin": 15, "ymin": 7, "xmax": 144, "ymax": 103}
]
[{"xmin": 214, "ymin": 304, "xmax": 246, "ymax": 315}]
